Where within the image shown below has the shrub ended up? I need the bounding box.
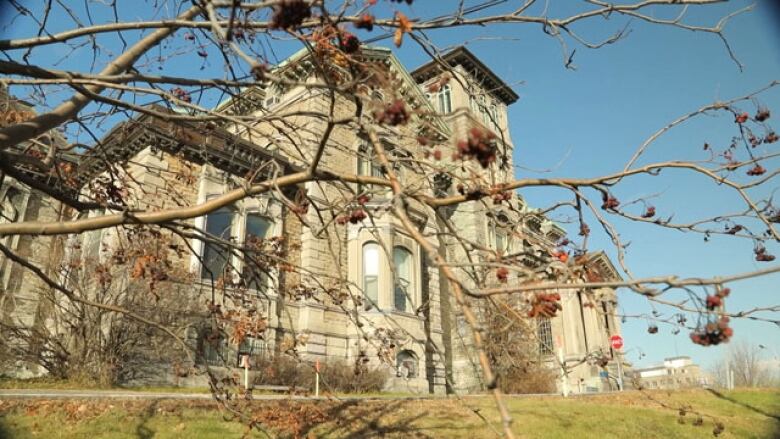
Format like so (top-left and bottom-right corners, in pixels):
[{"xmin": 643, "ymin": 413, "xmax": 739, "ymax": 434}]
[{"xmin": 252, "ymin": 355, "xmax": 388, "ymax": 393}]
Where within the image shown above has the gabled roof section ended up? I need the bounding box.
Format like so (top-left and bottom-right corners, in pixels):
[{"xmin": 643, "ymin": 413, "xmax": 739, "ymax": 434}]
[
  {"xmin": 585, "ymin": 251, "xmax": 623, "ymax": 282},
  {"xmin": 76, "ymin": 105, "xmax": 301, "ymax": 187},
  {"xmin": 411, "ymin": 46, "xmax": 519, "ymax": 105},
  {"xmin": 215, "ymin": 45, "xmax": 451, "ymax": 139}
]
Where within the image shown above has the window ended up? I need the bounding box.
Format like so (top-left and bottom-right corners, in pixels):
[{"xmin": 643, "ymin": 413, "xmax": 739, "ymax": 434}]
[
  {"xmin": 0, "ymin": 186, "xmax": 27, "ymax": 289},
  {"xmin": 437, "ymin": 85, "xmax": 452, "ymax": 114},
  {"xmin": 357, "ymin": 142, "xmax": 383, "ymax": 194},
  {"xmin": 490, "ymin": 214, "xmax": 512, "ymax": 254},
  {"xmin": 201, "ymin": 207, "xmax": 235, "ymax": 280},
  {"xmin": 490, "ymin": 104, "xmax": 499, "ymax": 129},
  {"xmin": 363, "ymin": 242, "xmax": 380, "ymax": 308},
  {"xmin": 496, "ymin": 230, "xmax": 508, "ymax": 253},
  {"xmin": 201, "ymin": 330, "xmax": 229, "ymax": 366},
  {"xmin": 0, "ymin": 187, "xmax": 25, "ymax": 223},
  {"xmin": 538, "ymin": 317, "xmax": 554, "ymax": 355},
  {"xmin": 243, "ymin": 214, "xmax": 273, "ymax": 291},
  {"xmin": 393, "ymin": 246, "xmax": 413, "ymax": 312},
  {"xmin": 396, "ymin": 350, "xmax": 418, "ymax": 378}
]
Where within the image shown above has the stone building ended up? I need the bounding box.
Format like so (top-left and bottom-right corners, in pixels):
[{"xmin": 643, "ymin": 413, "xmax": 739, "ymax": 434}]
[
  {"xmin": 628, "ymin": 356, "xmax": 709, "ymax": 390},
  {"xmin": 0, "ymin": 47, "xmax": 622, "ymax": 393}
]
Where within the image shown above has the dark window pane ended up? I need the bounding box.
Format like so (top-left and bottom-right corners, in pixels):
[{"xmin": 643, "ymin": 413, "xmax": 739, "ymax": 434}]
[
  {"xmin": 393, "ymin": 247, "xmax": 412, "ymax": 312},
  {"xmin": 244, "ymin": 214, "xmax": 272, "ymax": 291},
  {"xmin": 201, "ymin": 208, "xmax": 234, "ymax": 279}
]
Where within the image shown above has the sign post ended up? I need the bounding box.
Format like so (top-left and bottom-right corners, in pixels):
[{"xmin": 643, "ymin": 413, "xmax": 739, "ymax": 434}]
[
  {"xmin": 314, "ymin": 359, "xmax": 320, "ymax": 397},
  {"xmin": 610, "ymin": 335, "xmax": 624, "ymax": 391},
  {"xmin": 240, "ymin": 355, "xmax": 250, "ymax": 391}
]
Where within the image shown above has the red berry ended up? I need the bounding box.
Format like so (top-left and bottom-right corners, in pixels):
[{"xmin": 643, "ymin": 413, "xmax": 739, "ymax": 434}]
[
  {"xmin": 735, "ymin": 112, "xmax": 749, "ymax": 124},
  {"xmin": 496, "ymin": 267, "xmax": 509, "ymax": 283}
]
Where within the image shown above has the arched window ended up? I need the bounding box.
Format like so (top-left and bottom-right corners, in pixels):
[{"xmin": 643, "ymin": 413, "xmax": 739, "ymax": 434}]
[
  {"xmin": 201, "ymin": 207, "xmax": 235, "ymax": 280},
  {"xmin": 396, "ymin": 350, "xmax": 418, "ymax": 378},
  {"xmin": 437, "ymin": 84, "xmax": 452, "ymax": 114},
  {"xmin": 363, "ymin": 242, "xmax": 380, "ymax": 309},
  {"xmin": 393, "ymin": 246, "xmax": 413, "ymax": 312}
]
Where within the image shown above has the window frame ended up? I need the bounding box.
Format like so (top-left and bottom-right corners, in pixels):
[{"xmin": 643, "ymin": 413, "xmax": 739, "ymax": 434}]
[
  {"xmin": 241, "ymin": 212, "xmax": 274, "ymax": 292},
  {"xmin": 0, "ymin": 184, "xmax": 30, "ymax": 291},
  {"xmin": 194, "ymin": 169, "xmax": 282, "ymax": 292},
  {"xmin": 362, "ymin": 241, "xmax": 381, "ymax": 309},
  {"xmin": 392, "ymin": 246, "xmax": 414, "ymax": 312},
  {"xmin": 538, "ymin": 317, "xmax": 554, "ymax": 356},
  {"xmin": 437, "ymin": 84, "xmax": 452, "ymax": 114}
]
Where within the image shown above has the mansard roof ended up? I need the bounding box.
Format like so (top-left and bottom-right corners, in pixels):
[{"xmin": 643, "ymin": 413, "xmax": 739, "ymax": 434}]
[{"xmin": 411, "ymin": 46, "xmax": 519, "ymax": 105}]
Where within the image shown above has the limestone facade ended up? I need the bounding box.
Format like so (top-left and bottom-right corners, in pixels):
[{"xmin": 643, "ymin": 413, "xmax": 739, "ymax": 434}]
[{"xmin": 0, "ymin": 47, "xmax": 622, "ymax": 393}]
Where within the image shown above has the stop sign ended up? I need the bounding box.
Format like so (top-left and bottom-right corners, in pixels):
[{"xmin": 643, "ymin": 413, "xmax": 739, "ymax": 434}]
[{"xmin": 610, "ymin": 335, "xmax": 624, "ymax": 350}]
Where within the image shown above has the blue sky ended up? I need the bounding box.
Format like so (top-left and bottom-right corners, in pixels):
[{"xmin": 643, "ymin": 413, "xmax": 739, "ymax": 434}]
[{"xmin": 2, "ymin": 1, "xmax": 779, "ymax": 371}]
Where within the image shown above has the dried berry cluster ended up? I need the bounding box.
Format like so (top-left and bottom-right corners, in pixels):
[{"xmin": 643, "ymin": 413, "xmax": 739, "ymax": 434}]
[
  {"xmin": 496, "ymin": 267, "xmax": 509, "ymax": 283},
  {"xmin": 735, "ymin": 112, "xmax": 749, "ymax": 124},
  {"xmin": 354, "ymin": 14, "xmax": 374, "ymax": 31},
  {"xmin": 389, "ymin": 0, "xmax": 414, "ymax": 4},
  {"xmin": 336, "ymin": 208, "xmax": 368, "ymax": 225},
  {"xmin": 641, "ymin": 206, "xmax": 656, "ymax": 218},
  {"xmin": 746, "ymin": 164, "xmax": 766, "ymax": 176},
  {"xmin": 647, "ymin": 324, "xmax": 659, "ymax": 334},
  {"xmin": 527, "ymin": 292, "xmax": 562, "ymax": 318},
  {"xmin": 754, "ymin": 245, "xmax": 776, "ymax": 262},
  {"xmin": 755, "ymin": 109, "xmax": 771, "ymax": 122},
  {"xmin": 492, "ymin": 190, "xmax": 512, "ymax": 205},
  {"xmin": 690, "ymin": 316, "xmax": 733, "ymax": 346},
  {"xmin": 170, "ymin": 87, "xmax": 191, "ymax": 103},
  {"xmin": 338, "ymin": 32, "xmax": 361, "ymax": 54},
  {"xmin": 705, "ymin": 287, "xmax": 730, "ymax": 311},
  {"xmin": 455, "ymin": 127, "xmax": 498, "ymax": 168},
  {"xmin": 552, "ymin": 251, "xmax": 568, "ymax": 263},
  {"xmin": 578, "ymin": 222, "xmax": 590, "ymax": 236},
  {"xmin": 373, "ymin": 100, "xmax": 410, "ymax": 126},
  {"xmin": 270, "ymin": 0, "xmax": 312, "ymax": 30},
  {"xmin": 601, "ymin": 193, "xmax": 620, "ymax": 210},
  {"xmin": 725, "ymin": 224, "xmax": 743, "ymax": 235}
]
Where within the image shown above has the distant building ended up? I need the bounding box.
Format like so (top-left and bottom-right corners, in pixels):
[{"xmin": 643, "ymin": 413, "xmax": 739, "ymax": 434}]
[{"xmin": 628, "ymin": 356, "xmax": 709, "ymax": 390}]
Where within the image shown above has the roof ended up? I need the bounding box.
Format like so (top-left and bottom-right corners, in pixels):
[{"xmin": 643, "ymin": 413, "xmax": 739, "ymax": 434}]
[
  {"xmin": 411, "ymin": 46, "xmax": 519, "ymax": 105},
  {"xmin": 585, "ymin": 251, "xmax": 623, "ymax": 282},
  {"xmin": 76, "ymin": 105, "xmax": 302, "ymax": 188}
]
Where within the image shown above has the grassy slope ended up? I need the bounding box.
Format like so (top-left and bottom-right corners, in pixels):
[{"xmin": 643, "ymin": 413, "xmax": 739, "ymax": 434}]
[
  {"xmin": 0, "ymin": 377, "xmax": 211, "ymax": 394},
  {"xmin": 0, "ymin": 389, "xmax": 777, "ymax": 438}
]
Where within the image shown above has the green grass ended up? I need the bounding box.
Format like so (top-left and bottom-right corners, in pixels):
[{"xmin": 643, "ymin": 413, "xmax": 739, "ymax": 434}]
[
  {"xmin": 0, "ymin": 377, "xmax": 211, "ymax": 394},
  {"xmin": 0, "ymin": 388, "xmax": 778, "ymax": 438}
]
